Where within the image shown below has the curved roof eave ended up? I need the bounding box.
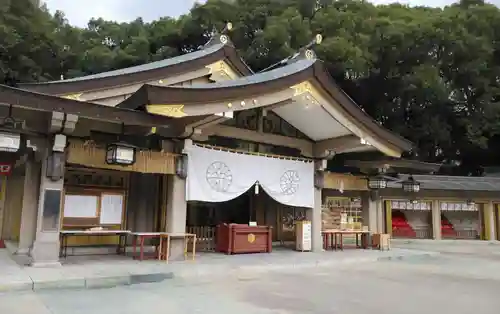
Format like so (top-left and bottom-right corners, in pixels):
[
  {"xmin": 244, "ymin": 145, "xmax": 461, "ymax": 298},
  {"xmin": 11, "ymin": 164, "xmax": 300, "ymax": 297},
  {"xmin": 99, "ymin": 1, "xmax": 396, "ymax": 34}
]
[
  {"xmin": 116, "ymin": 59, "xmax": 316, "ymax": 109},
  {"xmin": 116, "ymin": 58, "xmax": 413, "ymax": 153},
  {"xmin": 310, "ymin": 61, "xmax": 413, "ymax": 153},
  {"xmin": 18, "ymin": 43, "xmax": 252, "ymax": 95}
]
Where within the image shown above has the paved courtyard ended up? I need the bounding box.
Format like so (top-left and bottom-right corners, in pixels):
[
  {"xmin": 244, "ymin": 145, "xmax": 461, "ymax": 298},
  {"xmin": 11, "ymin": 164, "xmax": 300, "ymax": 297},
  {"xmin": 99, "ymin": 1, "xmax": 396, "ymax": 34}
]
[{"xmin": 2, "ymin": 250, "xmax": 500, "ymax": 314}]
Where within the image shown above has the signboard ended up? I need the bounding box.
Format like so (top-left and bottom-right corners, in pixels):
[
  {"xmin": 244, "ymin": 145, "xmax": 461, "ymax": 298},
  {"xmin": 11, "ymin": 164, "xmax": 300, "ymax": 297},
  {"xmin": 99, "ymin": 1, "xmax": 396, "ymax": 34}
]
[
  {"xmin": 391, "ymin": 200, "xmax": 431, "ymax": 211},
  {"xmin": 0, "ymin": 163, "xmax": 12, "ymax": 176}
]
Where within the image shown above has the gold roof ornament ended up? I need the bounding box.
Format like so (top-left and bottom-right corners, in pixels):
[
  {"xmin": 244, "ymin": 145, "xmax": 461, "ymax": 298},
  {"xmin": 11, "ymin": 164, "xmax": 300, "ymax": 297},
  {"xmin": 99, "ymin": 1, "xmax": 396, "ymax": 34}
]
[{"xmin": 315, "ymin": 34, "xmax": 323, "ymax": 45}]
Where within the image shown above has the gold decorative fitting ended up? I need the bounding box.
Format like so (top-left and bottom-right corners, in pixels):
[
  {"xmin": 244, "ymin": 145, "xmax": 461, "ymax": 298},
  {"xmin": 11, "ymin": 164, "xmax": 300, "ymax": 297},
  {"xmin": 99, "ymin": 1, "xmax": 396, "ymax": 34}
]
[
  {"xmin": 291, "ymin": 81, "xmax": 313, "ymax": 97},
  {"xmin": 305, "ymin": 49, "xmax": 315, "ymax": 60},
  {"xmin": 62, "ymin": 93, "xmax": 83, "ymax": 101},
  {"xmin": 146, "ymin": 104, "xmax": 186, "ymax": 118},
  {"xmin": 206, "ymin": 61, "xmax": 238, "ymax": 80},
  {"xmin": 247, "ymin": 233, "xmax": 256, "ymax": 243},
  {"xmin": 227, "ymin": 103, "xmax": 233, "ymax": 108},
  {"xmin": 226, "ymin": 22, "xmax": 233, "ymax": 31},
  {"xmin": 220, "ymin": 34, "xmax": 229, "ymax": 44}
]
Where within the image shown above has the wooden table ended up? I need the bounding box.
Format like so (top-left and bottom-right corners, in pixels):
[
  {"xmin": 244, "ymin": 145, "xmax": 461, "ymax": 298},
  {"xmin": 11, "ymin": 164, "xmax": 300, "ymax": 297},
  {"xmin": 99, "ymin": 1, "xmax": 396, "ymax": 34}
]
[
  {"xmin": 59, "ymin": 230, "xmax": 131, "ymax": 258},
  {"xmin": 130, "ymin": 232, "xmax": 169, "ymax": 261},
  {"xmin": 158, "ymin": 233, "xmax": 196, "ymax": 263},
  {"xmin": 322, "ymin": 230, "xmax": 370, "ymax": 251}
]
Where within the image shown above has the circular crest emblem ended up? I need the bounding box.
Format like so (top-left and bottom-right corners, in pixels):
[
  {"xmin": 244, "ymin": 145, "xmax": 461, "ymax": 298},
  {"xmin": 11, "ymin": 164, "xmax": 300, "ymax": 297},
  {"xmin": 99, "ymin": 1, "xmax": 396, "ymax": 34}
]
[
  {"xmin": 305, "ymin": 49, "xmax": 315, "ymax": 60},
  {"xmin": 206, "ymin": 161, "xmax": 233, "ymax": 192},
  {"xmin": 220, "ymin": 34, "xmax": 229, "ymax": 44},
  {"xmin": 280, "ymin": 170, "xmax": 300, "ymax": 195},
  {"xmin": 247, "ymin": 233, "xmax": 256, "ymax": 243}
]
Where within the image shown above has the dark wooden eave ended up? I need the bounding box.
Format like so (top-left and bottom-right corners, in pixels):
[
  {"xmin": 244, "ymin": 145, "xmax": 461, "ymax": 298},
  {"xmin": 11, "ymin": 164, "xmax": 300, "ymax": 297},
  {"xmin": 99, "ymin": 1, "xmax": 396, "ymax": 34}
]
[
  {"xmin": 18, "ymin": 42, "xmax": 252, "ymax": 95},
  {"xmin": 0, "ymin": 84, "xmax": 175, "ymax": 128},
  {"xmin": 117, "ymin": 59, "xmax": 413, "ymax": 153},
  {"xmin": 344, "ymin": 159, "xmax": 442, "ymax": 174},
  {"xmin": 388, "ymin": 174, "xmax": 500, "ymax": 192}
]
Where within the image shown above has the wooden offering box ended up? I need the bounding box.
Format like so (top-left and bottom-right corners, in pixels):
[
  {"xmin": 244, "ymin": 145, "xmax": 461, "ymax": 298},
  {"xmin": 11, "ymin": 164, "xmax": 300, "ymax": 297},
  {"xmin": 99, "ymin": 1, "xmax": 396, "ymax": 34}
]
[{"xmin": 216, "ymin": 224, "xmax": 272, "ymax": 254}]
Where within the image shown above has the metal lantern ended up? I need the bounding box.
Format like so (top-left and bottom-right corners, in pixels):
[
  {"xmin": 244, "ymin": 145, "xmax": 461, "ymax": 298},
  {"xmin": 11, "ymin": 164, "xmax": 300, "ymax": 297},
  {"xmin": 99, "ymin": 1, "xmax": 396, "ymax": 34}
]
[
  {"xmin": 402, "ymin": 175, "xmax": 420, "ymax": 193},
  {"xmin": 105, "ymin": 143, "xmax": 136, "ymax": 166},
  {"xmin": 0, "ymin": 131, "xmax": 21, "ymax": 152},
  {"xmin": 367, "ymin": 175, "xmax": 387, "ymax": 190}
]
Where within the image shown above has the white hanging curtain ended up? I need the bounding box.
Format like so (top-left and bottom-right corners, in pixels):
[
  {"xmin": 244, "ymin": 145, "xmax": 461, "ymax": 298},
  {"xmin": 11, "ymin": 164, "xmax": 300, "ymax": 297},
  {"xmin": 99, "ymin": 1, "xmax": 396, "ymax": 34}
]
[{"xmin": 185, "ymin": 145, "xmax": 315, "ymax": 208}]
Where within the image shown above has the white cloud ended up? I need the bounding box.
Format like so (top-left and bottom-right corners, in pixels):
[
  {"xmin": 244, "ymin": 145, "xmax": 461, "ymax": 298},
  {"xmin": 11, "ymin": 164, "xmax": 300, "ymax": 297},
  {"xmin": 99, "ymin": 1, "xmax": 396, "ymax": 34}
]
[{"xmin": 43, "ymin": 0, "xmax": 204, "ymax": 27}]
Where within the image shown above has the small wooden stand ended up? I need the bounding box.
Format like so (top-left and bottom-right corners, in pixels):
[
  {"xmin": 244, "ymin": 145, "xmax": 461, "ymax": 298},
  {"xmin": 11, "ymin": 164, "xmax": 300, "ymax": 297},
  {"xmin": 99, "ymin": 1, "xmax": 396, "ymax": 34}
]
[
  {"xmin": 158, "ymin": 233, "xmax": 196, "ymax": 263},
  {"xmin": 372, "ymin": 233, "xmax": 391, "ymax": 251}
]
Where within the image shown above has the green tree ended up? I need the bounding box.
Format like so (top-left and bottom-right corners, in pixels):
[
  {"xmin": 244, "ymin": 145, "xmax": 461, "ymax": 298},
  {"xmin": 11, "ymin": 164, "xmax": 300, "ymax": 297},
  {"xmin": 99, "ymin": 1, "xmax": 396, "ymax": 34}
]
[
  {"xmin": 0, "ymin": 0, "xmax": 66, "ymax": 83},
  {"xmin": 5, "ymin": 0, "xmax": 500, "ymax": 174}
]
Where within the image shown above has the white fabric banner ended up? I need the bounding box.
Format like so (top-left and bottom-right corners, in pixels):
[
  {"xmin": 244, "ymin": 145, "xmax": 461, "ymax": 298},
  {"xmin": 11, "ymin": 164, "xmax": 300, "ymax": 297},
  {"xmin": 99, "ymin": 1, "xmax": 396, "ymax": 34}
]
[{"xmin": 186, "ymin": 145, "xmax": 314, "ymax": 208}]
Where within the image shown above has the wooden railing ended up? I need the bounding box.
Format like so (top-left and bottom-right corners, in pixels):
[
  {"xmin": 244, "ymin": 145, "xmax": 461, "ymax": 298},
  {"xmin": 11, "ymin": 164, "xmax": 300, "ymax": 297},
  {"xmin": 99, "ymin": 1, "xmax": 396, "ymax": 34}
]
[
  {"xmin": 393, "ymin": 227, "xmax": 433, "ymax": 239},
  {"xmin": 186, "ymin": 226, "xmax": 216, "ymax": 252},
  {"xmin": 442, "ymin": 229, "xmax": 479, "ymax": 240}
]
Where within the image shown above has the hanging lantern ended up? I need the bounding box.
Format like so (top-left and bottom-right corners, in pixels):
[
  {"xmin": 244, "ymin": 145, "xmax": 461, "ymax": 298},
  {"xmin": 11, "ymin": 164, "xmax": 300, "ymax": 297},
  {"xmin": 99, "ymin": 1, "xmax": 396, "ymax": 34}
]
[
  {"xmin": 402, "ymin": 175, "xmax": 420, "ymax": 193},
  {"xmin": 0, "ymin": 131, "xmax": 21, "ymax": 152},
  {"xmin": 105, "ymin": 142, "xmax": 136, "ymax": 166},
  {"xmin": 367, "ymin": 175, "xmax": 387, "ymax": 190}
]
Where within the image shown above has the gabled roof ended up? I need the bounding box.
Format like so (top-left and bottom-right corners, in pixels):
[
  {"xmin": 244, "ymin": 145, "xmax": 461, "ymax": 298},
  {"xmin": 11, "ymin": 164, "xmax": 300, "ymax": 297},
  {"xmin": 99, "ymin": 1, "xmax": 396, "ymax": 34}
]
[
  {"xmin": 18, "ymin": 36, "xmax": 252, "ymax": 95},
  {"xmin": 116, "ymin": 54, "xmax": 413, "ymax": 155}
]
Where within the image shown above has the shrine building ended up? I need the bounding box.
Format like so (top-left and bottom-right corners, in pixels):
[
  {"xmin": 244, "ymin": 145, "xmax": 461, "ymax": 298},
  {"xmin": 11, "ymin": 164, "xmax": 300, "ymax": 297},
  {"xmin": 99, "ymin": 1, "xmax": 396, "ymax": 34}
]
[{"xmin": 0, "ymin": 30, "xmax": 497, "ymax": 266}]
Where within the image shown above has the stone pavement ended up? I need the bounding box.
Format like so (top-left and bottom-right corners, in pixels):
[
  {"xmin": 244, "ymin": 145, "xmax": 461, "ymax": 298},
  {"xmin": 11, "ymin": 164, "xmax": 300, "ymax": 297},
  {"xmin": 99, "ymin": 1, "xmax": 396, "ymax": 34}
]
[
  {"xmin": 0, "ymin": 247, "xmax": 437, "ymax": 292},
  {"xmin": 2, "ymin": 251, "xmax": 500, "ymax": 314},
  {"xmin": 391, "ymin": 238, "xmax": 500, "ymax": 256}
]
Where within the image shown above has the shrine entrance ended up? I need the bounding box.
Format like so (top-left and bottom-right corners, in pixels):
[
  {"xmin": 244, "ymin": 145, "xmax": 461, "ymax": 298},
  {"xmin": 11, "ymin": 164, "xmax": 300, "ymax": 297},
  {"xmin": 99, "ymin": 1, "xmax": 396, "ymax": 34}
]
[
  {"xmin": 186, "ymin": 186, "xmax": 305, "ymax": 251},
  {"xmin": 184, "ymin": 144, "xmax": 314, "ymax": 252}
]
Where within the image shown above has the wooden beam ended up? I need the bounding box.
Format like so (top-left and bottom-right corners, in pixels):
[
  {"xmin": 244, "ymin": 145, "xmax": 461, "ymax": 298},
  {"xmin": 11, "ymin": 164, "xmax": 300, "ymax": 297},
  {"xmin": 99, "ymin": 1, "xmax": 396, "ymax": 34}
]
[
  {"xmin": 203, "ymin": 124, "xmax": 314, "ymax": 156},
  {"xmin": 314, "ymin": 135, "xmax": 369, "ymax": 156},
  {"xmin": 0, "ymin": 85, "xmax": 174, "ymax": 127}
]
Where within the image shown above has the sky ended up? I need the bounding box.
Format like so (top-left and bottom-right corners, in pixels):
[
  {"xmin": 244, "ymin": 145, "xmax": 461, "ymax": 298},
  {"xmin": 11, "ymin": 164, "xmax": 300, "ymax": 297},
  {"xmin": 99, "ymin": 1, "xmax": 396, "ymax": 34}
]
[{"xmin": 42, "ymin": 0, "xmax": 485, "ymax": 28}]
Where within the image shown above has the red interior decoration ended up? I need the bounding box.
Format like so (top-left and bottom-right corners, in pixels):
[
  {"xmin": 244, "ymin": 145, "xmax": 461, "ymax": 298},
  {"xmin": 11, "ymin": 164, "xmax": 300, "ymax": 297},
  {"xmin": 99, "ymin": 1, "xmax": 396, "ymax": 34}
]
[
  {"xmin": 441, "ymin": 215, "xmax": 456, "ymax": 237},
  {"xmin": 392, "ymin": 211, "xmax": 416, "ymax": 238}
]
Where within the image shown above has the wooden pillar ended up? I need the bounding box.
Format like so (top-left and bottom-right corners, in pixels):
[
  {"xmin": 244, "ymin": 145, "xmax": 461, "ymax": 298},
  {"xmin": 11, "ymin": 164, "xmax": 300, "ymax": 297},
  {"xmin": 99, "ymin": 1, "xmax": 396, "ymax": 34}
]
[
  {"xmin": 496, "ymin": 204, "xmax": 500, "ymax": 240},
  {"xmin": 255, "ymin": 193, "xmax": 265, "ymax": 226},
  {"xmin": 160, "ymin": 174, "xmax": 168, "ymax": 231},
  {"xmin": 384, "ymin": 200, "xmax": 392, "ymax": 236},
  {"xmin": 482, "ymin": 201, "xmax": 495, "ymax": 241},
  {"xmin": 431, "ymin": 200, "xmax": 441, "ymax": 240}
]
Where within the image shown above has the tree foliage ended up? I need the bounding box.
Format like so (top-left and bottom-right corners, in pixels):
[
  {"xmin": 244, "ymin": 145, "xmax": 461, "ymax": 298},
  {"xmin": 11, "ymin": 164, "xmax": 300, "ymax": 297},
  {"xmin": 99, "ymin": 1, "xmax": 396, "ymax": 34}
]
[{"xmin": 2, "ymin": 0, "xmax": 500, "ymax": 174}]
